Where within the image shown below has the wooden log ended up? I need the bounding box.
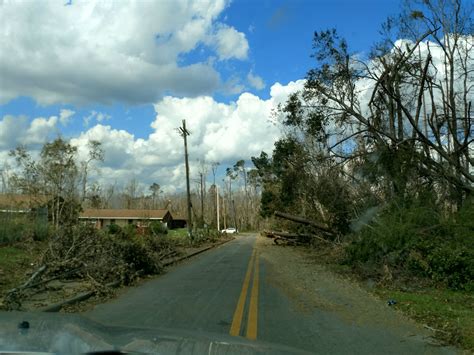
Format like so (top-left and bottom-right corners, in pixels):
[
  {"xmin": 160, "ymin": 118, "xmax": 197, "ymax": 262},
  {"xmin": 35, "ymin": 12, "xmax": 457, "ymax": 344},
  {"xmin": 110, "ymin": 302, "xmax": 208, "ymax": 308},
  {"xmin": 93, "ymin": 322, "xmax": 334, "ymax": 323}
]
[
  {"xmin": 270, "ymin": 231, "xmax": 312, "ymax": 239},
  {"xmin": 274, "ymin": 211, "xmax": 334, "ymax": 235},
  {"xmin": 269, "ymin": 230, "xmax": 334, "ymax": 244}
]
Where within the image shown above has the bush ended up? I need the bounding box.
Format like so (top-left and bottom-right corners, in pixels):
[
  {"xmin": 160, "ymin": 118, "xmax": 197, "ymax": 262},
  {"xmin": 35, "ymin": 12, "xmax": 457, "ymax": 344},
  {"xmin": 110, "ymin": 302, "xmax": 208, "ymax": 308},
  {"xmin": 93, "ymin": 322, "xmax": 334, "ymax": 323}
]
[
  {"xmin": 0, "ymin": 214, "xmax": 50, "ymax": 244},
  {"xmin": 32, "ymin": 221, "xmax": 50, "ymax": 241},
  {"xmin": 107, "ymin": 223, "xmax": 122, "ymax": 235},
  {"xmin": 345, "ymin": 198, "xmax": 474, "ymax": 290},
  {"xmin": 0, "ymin": 220, "xmax": 27, "ymax": 244},
  {"xmin": 149, "ymin": 221, "xmax": 168, "ymax": 235}
]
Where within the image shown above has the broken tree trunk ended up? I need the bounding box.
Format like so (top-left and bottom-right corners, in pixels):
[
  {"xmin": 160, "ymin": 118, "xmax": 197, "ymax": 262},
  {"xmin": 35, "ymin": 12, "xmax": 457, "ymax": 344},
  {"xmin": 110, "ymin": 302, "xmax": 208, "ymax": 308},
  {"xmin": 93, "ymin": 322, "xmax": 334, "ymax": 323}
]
[
  {"xmin": 267, "ymin": 230, "xmax": 333, "ymax": 244},
  {"xmin": 274, "ymin": 211, "xmax": 334, "ymax": 236}
]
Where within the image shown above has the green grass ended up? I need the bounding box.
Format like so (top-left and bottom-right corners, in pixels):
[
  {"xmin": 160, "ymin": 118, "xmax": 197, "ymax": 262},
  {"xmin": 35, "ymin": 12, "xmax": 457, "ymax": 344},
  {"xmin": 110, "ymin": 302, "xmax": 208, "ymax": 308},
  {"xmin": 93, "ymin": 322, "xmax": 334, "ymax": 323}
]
[
  {"xmin": 375, "ymin": 287, "xmax": 474, "ymax": 350},
  {"xmin": 167, "ymin": 228, "xmax": 189, "ymax": 238},
  {"xmin": 0, "ymin": 246, "xmax": 31, "ymax": 293},
  {"xmin": 167, "ymin": 228, "xmax": 192, "ymax": 247},
  {"xmin": 0, "ymin": 246, "xmax": 29, "ymax": 269}
]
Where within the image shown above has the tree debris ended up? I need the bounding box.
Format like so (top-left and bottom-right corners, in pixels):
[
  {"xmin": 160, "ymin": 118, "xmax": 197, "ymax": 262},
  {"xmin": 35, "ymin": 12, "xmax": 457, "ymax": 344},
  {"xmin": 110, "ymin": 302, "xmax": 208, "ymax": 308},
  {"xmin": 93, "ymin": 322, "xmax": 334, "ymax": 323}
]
[
  {"xmin": 3, "ymin": 224, "xmax": 179, "ymax": 311},
  {"xmin": 274, "ymin": 211, "xmax": 334, "ymax": 236}
]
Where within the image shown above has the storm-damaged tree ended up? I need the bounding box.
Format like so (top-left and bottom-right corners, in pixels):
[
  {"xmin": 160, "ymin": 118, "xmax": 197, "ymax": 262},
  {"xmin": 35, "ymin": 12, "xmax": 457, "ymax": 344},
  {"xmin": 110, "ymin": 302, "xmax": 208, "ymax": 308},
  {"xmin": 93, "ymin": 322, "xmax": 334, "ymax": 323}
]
[
  {"xmin": 253, "ymin": 0, "xmax": 472, "ymax": 241},
  {"xmin": 81, "ymin": 140, "xmax": 104, "ymax": 202},
  {"xmin": 225, "ymin": 167, "xmax": 238, "ymax": 229},
  {"xmin": 280, "ymin": 0, "xmax": 472, "ymax": 212},
  {"xmin": 10, "ymin": 138, "xmax": 82, "ymax": 228}
]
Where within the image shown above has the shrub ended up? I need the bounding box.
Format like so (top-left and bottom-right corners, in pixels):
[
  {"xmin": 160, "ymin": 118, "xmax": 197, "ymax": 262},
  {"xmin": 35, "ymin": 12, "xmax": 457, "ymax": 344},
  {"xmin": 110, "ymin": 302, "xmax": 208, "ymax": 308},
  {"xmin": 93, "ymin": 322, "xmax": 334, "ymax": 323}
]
[
  {"xmin": 107, "ymin": 223, "xmax": 122, "ymax": 235},
  {"xmin": 345, "ymin": 198, "xmax": 474, "ymax": 290},
  {"xmin": 149, "ymin": 221, "xmax": 168, "ymax": 235},
  {"xmin": 32, "ymin": 221, "xmax": 50, "ymax": 241},
  {"xmin": 0, "ymin": 214, "xmax": 49, "ymax": 244}
]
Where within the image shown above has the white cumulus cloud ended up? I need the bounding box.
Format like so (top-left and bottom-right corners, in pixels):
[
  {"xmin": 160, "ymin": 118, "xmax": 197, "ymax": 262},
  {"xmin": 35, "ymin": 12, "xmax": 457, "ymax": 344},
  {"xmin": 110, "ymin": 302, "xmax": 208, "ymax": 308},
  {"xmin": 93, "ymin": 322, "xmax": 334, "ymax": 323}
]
[
  {"xmin": 247, "ymin": 71, "xmax": 266, "ymax": 90},
  {"xmin": 210, "ymin": 24, "xmax": 249, "ymax": 60},
  {"xmin": 70, "ymin": 80, "xmax": 304, "ymax": 191},
  {"xmin": 59, "ymin": 109, "xmax": 75, "ymax": 126},
  {"xmin": 0, "ymin": 0, "xmax": 249, "ymax": 105}
]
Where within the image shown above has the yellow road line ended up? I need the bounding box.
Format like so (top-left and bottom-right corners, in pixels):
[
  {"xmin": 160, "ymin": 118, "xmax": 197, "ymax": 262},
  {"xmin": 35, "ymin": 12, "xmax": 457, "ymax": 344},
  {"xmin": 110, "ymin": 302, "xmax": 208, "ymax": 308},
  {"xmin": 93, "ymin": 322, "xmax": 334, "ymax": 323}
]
[
  {"xmin": 246, "ymin": 250, "xmax": 259, "ymax": 340},
  {"xmin": 229, "ymin": 249, "xmax": 256, "ymax": 336}
]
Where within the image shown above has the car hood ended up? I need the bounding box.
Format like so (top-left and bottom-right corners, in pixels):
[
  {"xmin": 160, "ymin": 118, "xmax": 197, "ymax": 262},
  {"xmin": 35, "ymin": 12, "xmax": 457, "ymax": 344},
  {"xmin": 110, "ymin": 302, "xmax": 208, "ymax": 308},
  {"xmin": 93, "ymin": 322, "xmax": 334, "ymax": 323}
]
[{"xmin": 0, "ymin": 311, "xmax": 311, "ymax": 354}]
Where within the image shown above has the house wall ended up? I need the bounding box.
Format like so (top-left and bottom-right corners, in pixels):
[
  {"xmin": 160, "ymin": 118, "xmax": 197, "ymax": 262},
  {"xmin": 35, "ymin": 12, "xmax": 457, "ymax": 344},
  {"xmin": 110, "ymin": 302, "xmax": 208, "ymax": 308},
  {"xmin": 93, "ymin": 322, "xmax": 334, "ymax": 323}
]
[{"xmin": 81, "ymin": 217, "xmax": 166, "ymax": 229}]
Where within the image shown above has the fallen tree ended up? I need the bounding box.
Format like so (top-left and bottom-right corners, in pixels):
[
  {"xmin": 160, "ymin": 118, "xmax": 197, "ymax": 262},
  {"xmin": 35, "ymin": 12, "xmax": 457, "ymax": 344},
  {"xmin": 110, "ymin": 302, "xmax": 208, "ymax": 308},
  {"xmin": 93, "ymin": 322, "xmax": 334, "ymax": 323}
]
[
  {"xmin": 263, "ymin": 229, "xmax": 334, "ymax": 245},
  {"xmin": 274, "ymin": 211, "xmax": 335, "ymax": 236}
]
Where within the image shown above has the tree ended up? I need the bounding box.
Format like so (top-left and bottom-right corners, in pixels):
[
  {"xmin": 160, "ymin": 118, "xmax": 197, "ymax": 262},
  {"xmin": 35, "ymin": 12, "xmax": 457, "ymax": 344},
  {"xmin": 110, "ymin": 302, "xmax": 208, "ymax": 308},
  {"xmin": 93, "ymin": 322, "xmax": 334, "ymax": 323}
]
[
  {"xmin": 10, "ymin": 138, "xmax": 82, "ymax": 227},
  {"xmin": 81, "ymin": 140, "xmax": 104, "ymax": 202},
  {"xmin": 149, "ymin": 182, "xmax": 161, "ymax": 208},
  {"xmin": 123, "ymin": 178, "xmax": 140, "ymax": 209},
  {"xmin": 255, "ymin": 0, "xmax": 472, "ymax": 237},
  {"xmin": 225, "ymin": 166, "xmax": 238, "ymax": 228},
  {"xmin": 283, "ymin": 1, "xmax": 472, "ymax": 210}
]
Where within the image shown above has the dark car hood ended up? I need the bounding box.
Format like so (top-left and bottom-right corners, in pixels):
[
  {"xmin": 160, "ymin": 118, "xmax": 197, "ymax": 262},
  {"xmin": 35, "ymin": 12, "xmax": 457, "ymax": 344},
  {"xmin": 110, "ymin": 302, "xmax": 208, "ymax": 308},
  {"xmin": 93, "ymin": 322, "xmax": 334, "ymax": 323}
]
[{"xmin": 0, "ymin": 311, "xmax": 311, "ymax": 354}]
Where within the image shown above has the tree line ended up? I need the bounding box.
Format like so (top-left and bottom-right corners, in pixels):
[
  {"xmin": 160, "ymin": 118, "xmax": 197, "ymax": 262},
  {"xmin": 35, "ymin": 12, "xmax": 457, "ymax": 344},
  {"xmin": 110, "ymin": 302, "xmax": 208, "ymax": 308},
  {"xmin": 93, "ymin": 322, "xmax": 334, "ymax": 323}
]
[{"xmin": 250, "ymin": 0, "xmax": 473, "ymax": 290}]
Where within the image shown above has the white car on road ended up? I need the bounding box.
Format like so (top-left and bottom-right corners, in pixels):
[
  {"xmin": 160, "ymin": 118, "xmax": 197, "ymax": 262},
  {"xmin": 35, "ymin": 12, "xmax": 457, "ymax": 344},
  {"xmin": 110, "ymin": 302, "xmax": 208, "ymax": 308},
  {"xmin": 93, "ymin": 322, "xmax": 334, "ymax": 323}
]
[{"xmin": 221, "ymin": 227, "xmax": 238, "ymax": 234}]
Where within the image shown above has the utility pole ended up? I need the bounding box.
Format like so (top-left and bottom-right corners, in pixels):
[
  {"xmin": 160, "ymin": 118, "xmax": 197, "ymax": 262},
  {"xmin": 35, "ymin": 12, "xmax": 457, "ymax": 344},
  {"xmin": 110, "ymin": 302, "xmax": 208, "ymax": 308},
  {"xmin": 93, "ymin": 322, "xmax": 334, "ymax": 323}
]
[
  {"xmin": 179, "ymin": 120, "xmax": 192, "ymax": 237},
  {"xmin": 216, "ymin": 184, "xmax": 220, "ymax": 231},
  {"xmin": 199, "ymin": 172, "xmax": 204, "ymax": 226}
]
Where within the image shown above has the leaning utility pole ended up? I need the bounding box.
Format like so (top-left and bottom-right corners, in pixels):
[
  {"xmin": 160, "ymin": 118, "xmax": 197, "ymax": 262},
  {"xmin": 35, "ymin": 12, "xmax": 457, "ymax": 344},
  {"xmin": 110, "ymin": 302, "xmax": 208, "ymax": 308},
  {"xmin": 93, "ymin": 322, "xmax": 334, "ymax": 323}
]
[{"xmin": 179, "ymin": 120, "xmax": 192, "ymax": 237}]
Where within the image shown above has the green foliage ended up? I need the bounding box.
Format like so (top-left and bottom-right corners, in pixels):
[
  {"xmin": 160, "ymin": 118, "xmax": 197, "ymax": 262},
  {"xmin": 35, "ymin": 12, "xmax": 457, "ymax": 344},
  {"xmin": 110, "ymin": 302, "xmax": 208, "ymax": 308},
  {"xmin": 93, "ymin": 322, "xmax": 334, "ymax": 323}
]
[
  {"xmin": 0, "ymin": 214, "xmax": 51, "ymax": 244},
  {"xmin": 0, "ymin": 216, "xmax": 29, "ymax": 244},
  {"xmin": 32, "ymin": 220, "xmax": 50, "ymax": 241},
  {"xmin": 345, "ymin": 198, "xmax": 474, "ymax": 290},
  {"xmin": 107, "ymin": 223, "xmax": 122, "ymax": 235},
  {"xmin": 149, "ymin": 221, "xmax": 168, "ymax": 235},
  {"xmin": 110, "ymin": 233, "xmax": 161, "ymax": 277},
  {"xmin": 121, "ymin": 223, "xmax": 138, "ymax": 238},
  {"xmin": 309, "ymin": 168, "xmax": 353, "ymax": 234}
]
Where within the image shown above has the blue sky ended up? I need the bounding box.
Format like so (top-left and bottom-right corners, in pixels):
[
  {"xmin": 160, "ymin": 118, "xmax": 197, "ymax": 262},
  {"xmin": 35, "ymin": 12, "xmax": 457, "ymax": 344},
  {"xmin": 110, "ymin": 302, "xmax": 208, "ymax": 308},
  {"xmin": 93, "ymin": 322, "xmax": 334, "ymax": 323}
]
[{"xmin": 0, "ymin": 0, "xmax": 402, "ymax": 191}]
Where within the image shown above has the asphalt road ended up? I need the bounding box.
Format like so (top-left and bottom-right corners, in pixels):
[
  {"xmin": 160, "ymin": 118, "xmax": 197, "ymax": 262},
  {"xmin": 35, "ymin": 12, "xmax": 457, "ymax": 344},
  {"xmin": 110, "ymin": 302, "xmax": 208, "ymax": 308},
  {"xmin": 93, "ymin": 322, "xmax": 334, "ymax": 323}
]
[{"xmin": 85, "ymin": 234, "xmax": 456, "ymax": 354}]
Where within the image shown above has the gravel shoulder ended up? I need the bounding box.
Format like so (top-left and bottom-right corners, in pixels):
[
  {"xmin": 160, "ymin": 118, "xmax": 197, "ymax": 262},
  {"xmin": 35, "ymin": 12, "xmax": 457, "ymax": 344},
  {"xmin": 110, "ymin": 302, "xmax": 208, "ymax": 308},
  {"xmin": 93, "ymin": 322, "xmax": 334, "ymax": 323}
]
[{"xmin": 254, "ymin": 234, "xmax": 459, "ymax": 352}]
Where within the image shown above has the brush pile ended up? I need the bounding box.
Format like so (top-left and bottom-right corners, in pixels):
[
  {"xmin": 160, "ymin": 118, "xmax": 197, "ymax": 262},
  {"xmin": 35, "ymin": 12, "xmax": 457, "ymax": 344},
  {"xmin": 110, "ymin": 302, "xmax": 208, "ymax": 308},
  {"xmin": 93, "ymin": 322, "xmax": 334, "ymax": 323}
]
[{"xmin": 4, "ymin": 224, "xmax": 178, "ymax": 310}]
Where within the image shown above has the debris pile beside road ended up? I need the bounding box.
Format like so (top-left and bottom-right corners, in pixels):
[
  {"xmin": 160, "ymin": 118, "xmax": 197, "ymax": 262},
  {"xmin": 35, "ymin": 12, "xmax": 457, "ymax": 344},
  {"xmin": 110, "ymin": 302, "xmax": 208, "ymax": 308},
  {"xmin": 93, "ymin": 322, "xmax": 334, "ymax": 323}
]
[
  {"xmin": 262, "ymin": 211, "xmax": 337, "ymax": 245},
  {"xmin": 3, "ymin": 224, "xmax": 178, "ymax": 311}
]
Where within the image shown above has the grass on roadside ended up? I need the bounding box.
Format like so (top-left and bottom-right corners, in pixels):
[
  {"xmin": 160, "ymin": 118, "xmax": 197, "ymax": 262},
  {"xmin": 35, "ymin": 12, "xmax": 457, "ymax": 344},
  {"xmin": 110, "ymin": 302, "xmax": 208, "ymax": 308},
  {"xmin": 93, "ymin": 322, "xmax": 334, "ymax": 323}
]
[
  {"xmin": 0, "ymin": 246, "xmax": 32, "ymax": 293},
  {"xmin": 167, "ymin": 228, "xmax": 188, "ymax": 239},
  {"xmin": 375, "ymin": 287, "xmax": 474, "ymax": 350}
]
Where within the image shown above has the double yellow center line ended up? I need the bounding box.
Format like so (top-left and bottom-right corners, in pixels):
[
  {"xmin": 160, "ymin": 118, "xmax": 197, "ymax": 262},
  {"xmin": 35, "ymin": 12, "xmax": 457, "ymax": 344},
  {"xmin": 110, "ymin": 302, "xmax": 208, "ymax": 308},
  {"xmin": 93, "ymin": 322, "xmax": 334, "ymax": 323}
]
[{"xmin": 229, "ymin": 248, "xmax": 260, "ymax": 340}]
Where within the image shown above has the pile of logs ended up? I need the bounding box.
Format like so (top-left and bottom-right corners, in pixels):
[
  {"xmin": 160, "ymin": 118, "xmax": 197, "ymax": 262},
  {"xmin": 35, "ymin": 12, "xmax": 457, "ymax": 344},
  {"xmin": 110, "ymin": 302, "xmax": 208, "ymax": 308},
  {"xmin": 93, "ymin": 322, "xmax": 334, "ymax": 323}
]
[{"xmin": 263, "ymin": 211, "xmax": 335, "ymax": 245}]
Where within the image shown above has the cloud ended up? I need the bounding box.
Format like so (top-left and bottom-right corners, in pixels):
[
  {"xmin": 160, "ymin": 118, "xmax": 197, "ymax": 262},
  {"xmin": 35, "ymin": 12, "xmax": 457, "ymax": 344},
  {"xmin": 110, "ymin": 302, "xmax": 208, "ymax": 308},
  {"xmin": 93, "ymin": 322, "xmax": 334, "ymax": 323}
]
[
  {"xmin": 24, "ymin": 117, "xmax": 59, "ymax": 145},
  {"xmin": 0, "ymin": 80, "xmax": 304, "ymax": 192},
  {"xmin": 247, "ymin": 71, "xmax": 266, "ymax": 90},
  {"xmin": 209, "ymin": 24, "xmax": 249, "ymax": 60},
  {"xmin": 83, "ymin": 111, "xmax": 112, "ymax": 127},
  {"xmin": 0, "ymin": 115, "xmax": 29, "ymax": 149},
  {"xmin": 0, "ymin": 0, "xmax": 249, "ymax": 105},
  {"xmin": 0, "ymin": 114, "xmax": 60, "ymax": 149},
  {"xmin": 69, "ymin": 80, "xmax": 304, "ymax": 191},
  {"xmin": 59, "ymin": 109, "xmax": 75, "ymax": 126}
]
